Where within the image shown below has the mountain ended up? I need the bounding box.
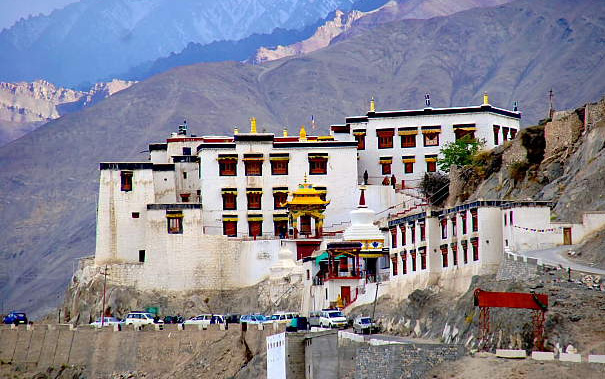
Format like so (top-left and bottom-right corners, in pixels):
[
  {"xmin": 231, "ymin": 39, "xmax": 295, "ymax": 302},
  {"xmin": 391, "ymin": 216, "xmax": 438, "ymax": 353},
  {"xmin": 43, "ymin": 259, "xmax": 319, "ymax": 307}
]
[
  {"xmin": 0, "ymin": 0, "xmax": 356, "ymax": 86},
  {"xmin": 1, "ymin": 0, "xmax": 604, "ymax": 317},
  {"xmin": 250, "ymin": 0, "xmax": 512, "ymax": 64},
  {"xmin": 0, "ymin": 79, "xmax": 135, "ymax": 145}
]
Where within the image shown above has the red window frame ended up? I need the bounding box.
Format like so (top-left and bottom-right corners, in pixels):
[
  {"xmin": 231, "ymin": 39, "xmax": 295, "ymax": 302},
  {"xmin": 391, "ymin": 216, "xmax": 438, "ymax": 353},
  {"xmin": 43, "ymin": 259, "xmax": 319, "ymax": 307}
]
[
  {"xmin": 270, "ymin": 160, "xmax": 288, "ymax": 175},
  {"xmin": 452, "ymin": 245, "xmax": 458, "ymax": 266},
  {"xmin": 219, "ymin": 160, "xmax": 237, "ymax": 176},
  {"xmin": 410, "ymin": 251, "xmax": 417, "ymax": 272},
  {"xmin": 472, "ymin": 239, "xmax": 479, "ymax": 261},
  {"xmin": 167, "ymin": 216, "xmax": 183, "ymax": 234},
  {"xmin": 410, "ymin": 225, "xmax": 416, "ymax": 243},
  {"xmin": 390, "ymin": 228, "xmax": 397, "ymax": 248},
  {"xmin": 423, "ymin": 132, "xmax": 440, "ymax": 147},
  {"xmin": 377, "ymin": 129, "xmax": 394, "ymax": 149},
  {"xmin": 355, "ymin": 134, "xmax": 366, "ymax": 150},
  {"xmin": 461, "ymin": 212, "xmax": 467, "ymax": 234},
  {"xmin": 401, "ymin": 135, "xmax": 416, "ymax": 148},
  {"xmin": 427, "ymin": 161, "xmax": 437, "ymax": 172},
  {"xmin": 249, "ymin": 220, "xmax": 262, "ymax": 237},
  {"xmin": 274, "ymin": 220, "xmax": 288, "ymax": 237},
  {"xmin": 120, "ymin": 171, "xmax": 133, "ymax": 191},
  {"xmin": 222, "ymin": 193, "xmax": 237, "ymax": 210},
  {"xmin": 441, "ymin": 246, "xmax": 448, "ymax": 268},
  {"xmin": 381, "ymin": 162, "xmax": 392, "ymax": 175},
  {"xmin": 510, "ymin": 129, "xmax": 517, "ymax": 139},
  {"xmin": 273, "ymin": 192, "xmax": 288, "ymax": 209},
  {"xmin": 471, "ymin": 209, "xmax": 478, "ymax": 232},
  {"xmin": 399, "ymin": 225, "xmax": 406, "ymax": 246},
  {"xmin": 419, "ymin": 249, "xmax": 427, "ymax": 270},
  {"xmin": 493, "ymin": 125, "xmax": 500, "ymax": 145},
  {"xmin": 391, "ymin": 256, "xmax": 398, "ymax": 276},
  {"xmin": 404, "ymin": 162, "xmax": 414, "ymax": 174},
  {"xmin": 451, "ymin": 218, "xmax": 457, "ymax": 236},
  {"xmin": 244, "ymin": 160, "xmax": 262, "ymax": 176},
  {"xmin": 309, "ymin": 158, "xmax": 327, "ymax": 175},
  {"xmin": 440, "ymin": 218, "xmax": 447, "ymax": 239},
  {"xmin": 462, "ymin": 241, "xmax": 468, "ymax": 264},
  {"xmin": 247, "ymin": 193, "xmax": 262, "ymax": 210},
  {"xmin": 419, "ymin": 223, "xmax": 426, "ymax": 241},
  {"xmin": 223, "ymin": 221, "xmax": 237, "ymax": 237},
  {"xmin": 400, "ymin": 254, "xmax": 407, "ymax": 274}
]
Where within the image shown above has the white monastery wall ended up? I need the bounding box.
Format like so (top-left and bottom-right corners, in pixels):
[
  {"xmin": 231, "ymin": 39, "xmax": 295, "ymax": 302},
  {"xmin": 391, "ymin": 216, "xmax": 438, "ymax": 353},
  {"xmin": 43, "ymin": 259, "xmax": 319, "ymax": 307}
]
[{"xmin": 153, "ymin": 170, "xmax": 176, "ymax": 203}]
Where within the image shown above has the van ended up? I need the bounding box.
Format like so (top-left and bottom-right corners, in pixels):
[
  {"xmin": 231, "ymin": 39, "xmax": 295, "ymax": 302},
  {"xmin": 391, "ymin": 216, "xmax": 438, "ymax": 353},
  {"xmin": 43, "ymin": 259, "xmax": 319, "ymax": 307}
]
[
  {"xmin": 270, "ymin": 311, "xmax": 299, "ymax": 324},
  {"xmin": 319, "ymin": 309, "xmax": 347, "ymax": 329}
]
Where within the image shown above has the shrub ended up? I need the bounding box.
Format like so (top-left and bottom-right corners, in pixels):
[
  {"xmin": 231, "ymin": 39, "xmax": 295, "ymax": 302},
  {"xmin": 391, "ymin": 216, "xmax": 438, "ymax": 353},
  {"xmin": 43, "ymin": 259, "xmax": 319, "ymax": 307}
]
[
  {"xmin": 508, "ymin": 161, "xmax": 530, "ymax": 183},
  {"xmin": 420, "ymin": 172, "xmax": 450, "ymax": 207}
]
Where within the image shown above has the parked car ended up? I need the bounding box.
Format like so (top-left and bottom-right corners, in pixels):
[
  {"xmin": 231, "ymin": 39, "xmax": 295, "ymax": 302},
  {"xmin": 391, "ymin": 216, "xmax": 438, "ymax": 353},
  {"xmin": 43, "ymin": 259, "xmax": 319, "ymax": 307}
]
[
  {"xmin": 269, "ymin": 311, "xmax": 299, "ymax": 324},
  {"xmin": 90, "ymin": 317, "xmax": 121, "ymax": 327},
  {"xmin": 122, "ymin": 311, "xmax": 162, "ymax": 327},
  {"xmin": 286, "ymin": 316, "xmax": 309, "ymax": 332},
  {"xmin": 3, "ymin": 311, "xmax": 27, "ymax": 325},
  {"xmin": 163, "ymin": 315, "xmax": 184, "ymax": 324},
  {"xmin": 225, "ymin": 314, "xmax": 241, "ymax": 324},
  {"xmin": 319, "ymin": 309, "xmax": 347, "ymax": 329},
  {"xmin": 308, "ymin": 311, "xmax": 321, "ymax": 327},
  {"xmin": 353, "ymin": 316, "xmax": 379, "ymax": 334},
  {"xmin": 183, "ymin": 314, "xmax": 224, "ymax": 327},
  {"xmin": 240, "ymin": 314, "xmax": 272, "ymax": 325}
]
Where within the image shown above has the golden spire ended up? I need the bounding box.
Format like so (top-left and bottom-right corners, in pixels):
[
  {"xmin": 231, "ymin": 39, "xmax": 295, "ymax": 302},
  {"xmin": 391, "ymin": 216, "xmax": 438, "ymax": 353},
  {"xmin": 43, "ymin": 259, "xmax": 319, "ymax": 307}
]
[
  {"xmin": 234, "ymin": 127, "xmax": 239, "ymax": 135},
  {"xmin": 483, "ymin": 92, "xmax": 489, "ymax": 105},
  {"xmin": 250, "ymin": 117, "xmax": 257, "ymax": 133},
  {"xmin": 283, "ymin": 128, "xmax": 288, "ymax": 137},
  {"xmin": 299, "ymin": 125, "xmax": 307, "ymax": 141},
  {"xmin": 370, "ymin": 97, "xmax": 376, "ymax": 112}
]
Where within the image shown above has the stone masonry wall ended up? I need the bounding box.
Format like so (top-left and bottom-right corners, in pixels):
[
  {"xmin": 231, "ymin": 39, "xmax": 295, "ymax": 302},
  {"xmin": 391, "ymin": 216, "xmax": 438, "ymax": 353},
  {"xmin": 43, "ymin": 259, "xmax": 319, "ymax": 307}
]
[
  {"xmin": 495, "ymin": 253, "xmax": 539, "ymax": 281},
  {"xmin": 544, "ymin": 109, "xmax": 583, "ymax": 159},
  {"xmin": 355, "ymin": 343, "xmax": 465, "ymax": 379}
]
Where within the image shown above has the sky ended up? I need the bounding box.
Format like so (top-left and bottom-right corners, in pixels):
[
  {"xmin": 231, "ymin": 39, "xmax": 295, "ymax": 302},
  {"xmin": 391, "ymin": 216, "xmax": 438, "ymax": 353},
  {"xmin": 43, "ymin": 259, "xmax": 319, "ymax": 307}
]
[{"xmin": 0, "ymin": 0, "xmax": 79, "ymax": 30}]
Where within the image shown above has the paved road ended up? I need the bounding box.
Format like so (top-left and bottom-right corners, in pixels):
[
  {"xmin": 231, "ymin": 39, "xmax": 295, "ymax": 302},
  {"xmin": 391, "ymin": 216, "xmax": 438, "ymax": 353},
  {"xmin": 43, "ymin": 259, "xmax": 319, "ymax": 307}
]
[{"xmin": 516, "ymin": 245, "xmax": 605, "ymax": 275}]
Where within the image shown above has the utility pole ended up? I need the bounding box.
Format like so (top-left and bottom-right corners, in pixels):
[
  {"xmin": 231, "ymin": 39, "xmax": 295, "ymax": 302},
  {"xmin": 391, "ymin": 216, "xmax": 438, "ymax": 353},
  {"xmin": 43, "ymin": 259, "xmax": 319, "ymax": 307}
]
[
  {"xmin": 548, "ymin": 89, "xmax": 555, "ymax": 119},
  {"xmin": 370, "ymin": 280, "xmax": 380, "ymax": 336},
  {"xmin": 101, "ymin": 265, "xmax": 109, "ymax": 327}
]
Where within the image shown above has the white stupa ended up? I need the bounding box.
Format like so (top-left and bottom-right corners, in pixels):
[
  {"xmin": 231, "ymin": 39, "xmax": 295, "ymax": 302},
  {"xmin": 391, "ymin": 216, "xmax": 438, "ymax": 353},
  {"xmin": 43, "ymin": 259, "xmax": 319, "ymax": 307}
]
[
  {"xmin": 342, "ymin": 188, "xmax": 384, "ymax": 252},
  {"xmin": 269, "ymin": 243, "xmax": 298, "ymax": 279}
]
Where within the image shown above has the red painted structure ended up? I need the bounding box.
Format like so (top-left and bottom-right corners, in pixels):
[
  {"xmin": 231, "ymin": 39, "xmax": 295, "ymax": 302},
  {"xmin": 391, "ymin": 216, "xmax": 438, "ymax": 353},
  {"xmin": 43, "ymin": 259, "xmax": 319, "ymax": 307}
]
[{"xmin": 474, "ymin": 289, "xmax": 548, "ymax": 350}]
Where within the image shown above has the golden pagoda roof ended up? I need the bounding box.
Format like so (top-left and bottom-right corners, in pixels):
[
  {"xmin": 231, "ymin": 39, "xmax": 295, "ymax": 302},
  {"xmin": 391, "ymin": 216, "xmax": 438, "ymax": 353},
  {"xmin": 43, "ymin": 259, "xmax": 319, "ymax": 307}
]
[{"xmin": 286, "ymin": 179, "xmax": 330, "ymax": 207}]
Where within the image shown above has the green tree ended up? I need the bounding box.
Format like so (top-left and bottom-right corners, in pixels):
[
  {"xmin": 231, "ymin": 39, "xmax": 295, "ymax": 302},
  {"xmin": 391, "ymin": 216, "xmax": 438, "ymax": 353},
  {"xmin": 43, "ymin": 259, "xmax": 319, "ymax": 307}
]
[{"xmin": 438, "ymin": 135, "xmax": 484, "ymax": 172}]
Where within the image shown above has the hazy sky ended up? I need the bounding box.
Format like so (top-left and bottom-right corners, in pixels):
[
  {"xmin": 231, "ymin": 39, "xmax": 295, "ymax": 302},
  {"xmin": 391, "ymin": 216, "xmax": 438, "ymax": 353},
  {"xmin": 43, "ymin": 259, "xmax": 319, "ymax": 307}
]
[{"xmin": 0, "ymin": 0, "xmax": 79, "ymax": 30}]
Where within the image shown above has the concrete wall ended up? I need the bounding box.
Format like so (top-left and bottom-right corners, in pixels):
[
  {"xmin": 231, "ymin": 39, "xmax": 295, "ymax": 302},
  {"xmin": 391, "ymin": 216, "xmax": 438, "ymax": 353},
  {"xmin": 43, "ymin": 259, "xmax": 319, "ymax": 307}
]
[{"xmin": 267, "ymin": 332, "xmax": 287, "ymax": 379}]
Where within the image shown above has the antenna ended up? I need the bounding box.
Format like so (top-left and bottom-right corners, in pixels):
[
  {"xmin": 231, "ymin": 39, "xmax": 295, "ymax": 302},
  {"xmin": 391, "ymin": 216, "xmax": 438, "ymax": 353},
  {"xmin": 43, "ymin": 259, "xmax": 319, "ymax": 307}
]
[
  {"xmin": 513, "ymin": 101, "xmax": 518, "ymax": 112},
  {"xmin": 548, "ymin": 89, "xmax": 555, "ymax": 119},
  {"xmin": 425, "ymin": 93, "xmax": 431, "ymax": 107}
]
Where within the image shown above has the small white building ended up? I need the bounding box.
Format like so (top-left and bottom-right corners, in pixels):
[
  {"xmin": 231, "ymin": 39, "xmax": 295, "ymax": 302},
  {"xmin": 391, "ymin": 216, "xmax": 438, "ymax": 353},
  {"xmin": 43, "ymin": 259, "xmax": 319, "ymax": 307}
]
[{"xmin": 331, "ymin": 94, "xmax": 520, "ymax": 187}]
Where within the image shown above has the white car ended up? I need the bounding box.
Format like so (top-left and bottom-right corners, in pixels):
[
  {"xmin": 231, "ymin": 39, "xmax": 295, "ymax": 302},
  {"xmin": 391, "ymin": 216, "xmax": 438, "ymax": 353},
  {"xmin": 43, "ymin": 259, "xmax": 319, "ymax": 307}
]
[
  {"xmin": 122, "ymin": 312, "xmax": 161, "ymax": 326},
  {"xmin": 240, "ymin": 314, "xmax": 272, "ymax": 325},
  {"xmin": 90, "ymin": 317, "xmax": 121, "ymax": 327},
  {"xmin": 183, "ymin": 314, "xmax": 224, "ymax": 327},
  {"xmin": 269, "ymin": 312, "xmax": 299, "ymax": 324},
  {"xmin": 319, "ymin": 309, "xmax": 347, "ymax": 329}
]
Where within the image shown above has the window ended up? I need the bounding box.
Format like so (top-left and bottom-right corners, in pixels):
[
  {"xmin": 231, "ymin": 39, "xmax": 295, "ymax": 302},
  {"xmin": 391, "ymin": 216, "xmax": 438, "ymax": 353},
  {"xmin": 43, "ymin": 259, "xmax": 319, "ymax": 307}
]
[
  {"xmin": 471, "ymin": 238, "xmax": 479, "ymax": 261},
  {"xmin": 410, "ymin": 250, "xmax": 417, "ymax": 272},
  {"xmin": 309, "ymin": 154, "xmax": 328, "ymax": 175},
  {"xmin": 454, "ymin": 125, "xmax": 476, "ymax": 141},
  {"xmin": 425, "ymin": 155, "xmax": 438, "ymax": 172},
  {"xmin": 462, "ymin": 241, "xmax": 468, "ymax": 264},
  {"xmin": 493, "ymin": 125, "xmax": 500, "ymax": 145},
  {"xmin": 167, "ymin": 213, "xmax": 183, "ymax": 234},
  {"xmin": 441, "ymin": 245, "xmax": 448, "ymax": 268},
  {"xmin": 400, "ymin": 253, "xmax": 407, "ymax": 274},
  {"xmin": 504, "ymin": 213, "xmax": 507, "ymax": 226},
  {"xmin": 180, "ymin": 193, "xmax": 190, "ymax": 203},
  {"xmin": 380, "ymin": 158, "xmax": 392, "ymax": 175},
  {"xmin": 401, "ymin": 135, "xmax": 416, "ymax": 148},
  {"xmin": 419, "ymin": 222, "xmax": 426, "ymax": 241},
  {"xmin": 441, "ymin": 218, "xmax": 447, "ymax": 239},
  {"xmin": 222, "ymin": 191, "xmax": 237, "ymax": 210},
  {"xmin": 509, "ymin": 211, "xmax": 514, "ymax": 225},
  {"xmin": 423, "ymin": 132, "xmax": 439, "ymax": 147},
  {"xmin": 182, "ymin": 147, "xmax": 191, "ymax": 155},
  {"xmin": 400, "ymin": 225, "xmax": 406, "ymax": 246},
  {"xmin": 270, "ymin": 160, "xmax": 288, "ymax": 175},
  {"xmin": 219, "ymin": 157, "xmax": 237, "ymax": 176},
  {"xmin": 471, "ymin": 209, "xmax": 478, "ymax": 232},
  {"xmin": 183, "ymin": 171, "xmax": 187, "ymax": 179},
  {"xmin": 247, "ymin": 191, "xmax": 262, "ymax": 210},
  {"xmin": 410, "ymin": 224, "xmax": 416, "ymax": 244},
  {"xmin": 461, "ymin": 212, "xmax": 467, "ymax": 234},
  {"xmin": 419, "ymin": 248, "xmax": 427, "ymax": 270},
  {"xmin": 223, "ymin": 220, "xmax": 237, "ymax": 237},
  {"xmin": 390, "ymin": 228, "xmax": 397, "ymax": 248},
  {"xmin": 132, "ymin": 212, "xmax": 140, "ymax": 219},
  {"xmin": 353, "ymin": 131, "xmax": 366, "ymax": 150},
  {"xmin": 510, "ymin": 129, "xmax": 517, "ymax": 139},
  {"xmin": 377, "ymin": 129, "xmax": 394, "ymax": 149},
  {"xmin": 138, "ymin": 250, "xmax": 145, "ymax": 263},
  {"xmin": 244, "ymin": 159, "xmax": 263, "ymax": 176},
  {"xmin": 248, "ymin": 220, "xmax": 262, "ymax": 237},
  {"xmin": 403, "ymin": 159, "xmax": 414, "ymax": 174},
  {"xmin": 300, "ymin": 216, "xmax": 312, "ymax": 235},
  {"xmin": 391, "ymin": 256, "xmax": 398, "ymax": 276},
  {"xmin": 274, "ymin": 220, "xmax": 288, "ymax": 237},
  {"xmin": 452, "ymin": 245, "xmax": 458, "ymax": 266},
  {"xmin": 273, "ymin": 191, "xmax": 288, "ymax": 209},
  {"xmin": 502, "ymin": 127, "xmax": 509, "ymax": 141},
  {"xmin": 306, "ymin": 270, "xmax": 310, "ymax": 280},
  {"xmin": 451, "ymin": 218, "xmax": 457, "ymax": 236},
  {"xmin": 120, "ymin": 171, "xmax": 133, "ymax": 191}
]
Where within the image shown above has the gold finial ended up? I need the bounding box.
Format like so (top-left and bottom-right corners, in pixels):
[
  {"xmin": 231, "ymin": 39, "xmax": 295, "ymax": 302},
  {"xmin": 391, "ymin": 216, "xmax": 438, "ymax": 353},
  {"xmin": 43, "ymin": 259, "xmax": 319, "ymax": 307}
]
[
  {"xmin": 283, "ymin": 128, "xmax": 288, "ymax": 137},
  {"xmin": 250, "ymin": 117, "xmax": 257, "ymax": 133},
  {"xmin": 304, "ymin": 173, "xmax": 308, "ymax": 183},
  {"xmin": 483, "ymin": 92, "xmax": 489, "ymax": 105},
  {"xmin": 234, "ymin": 127, "xmax": 239, "ymax": 135},
  {"xmin": 299, "ymin": 125, "xmax": 307, "ymax": 141},
  {"xmin": 370, "ymin": 97, "xmax": 376, "ymax": 112}
]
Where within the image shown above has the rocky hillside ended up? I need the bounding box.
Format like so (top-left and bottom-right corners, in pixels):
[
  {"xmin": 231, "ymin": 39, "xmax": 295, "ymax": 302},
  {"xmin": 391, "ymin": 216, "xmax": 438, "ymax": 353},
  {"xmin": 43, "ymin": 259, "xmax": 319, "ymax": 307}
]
[
  {"xmin": 1, "ymin": 0, "xmax": 605, "ymax": 318},
  {"xmin": 0, "ymin": 79, "xmax": 135, "ymax": 145},
  {"xmin": 250, "ymin": 0, "xmax": 512, "ymax": 63}
]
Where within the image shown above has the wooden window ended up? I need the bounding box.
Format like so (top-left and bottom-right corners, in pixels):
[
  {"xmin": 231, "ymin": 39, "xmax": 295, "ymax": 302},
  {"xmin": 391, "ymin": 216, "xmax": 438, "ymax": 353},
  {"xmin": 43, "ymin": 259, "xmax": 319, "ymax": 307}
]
[
  {"xmin": 381, "ymin": 162, "xmax": 392, "ymax": 175},
  {"xmin": 410, "ymin": 250, "xmax": 417, "ymax": 272},
  {"xmin": 182, "ymin": 147, "xmax": 191, "ymax": 155},
  {"xmin": 120, "ymin": 171, "xmax": 133, "ymax": 192},
  {"xmin": 138, "ymin": 250, "xmax": 145, "ymax": 263},
  {"xmin": 419, "ymin": 222, "xmax": 426, "ymax": 241},
  {"xmin": 273, "ymin": 192, "xmax": 288, "ymax": 209},
  {"xmin": 510, "ymin": 129, "xmax": 517, "ymax": 139},
  {"xmin": 502, "ymin": 127, "xmax": 509, "ymax": 141},
  {"xmin": 167, "ymin": 214, "xmax": 183, "ymax": 234},
  {"xmin": 455, "ymin": 129, "xmax": 475, "ymax": 141},
  {"xmin": 300, "ymin": 216, "xmax": 312, "ymax": 235},
  {"xmin": 423, "ymin": 132, "xmax": 439, "ymax": 147},
  {"xmin": 452, "ymin": 245, "xmax": 458, "ymax": 266},
  {"xmin": 306, "ymin": 270, "xmax": 310, "ymax": 280},
  {"xmin": 504, "ymin": 213, "xmax": 507, "ymax": 226},
  {"xmin": 309, "ymin": 156, "xmax": 328, "ymax": 175},
  {"xmin": 493, "ymin": 125, "xmax": 500, "ymax": 145},
  {"xmin": 219, "ymin": 160, "xmax": 237, "ymax": 176},
  {"xmin": 462, "ymin": 241, "xmax": 468, "ymax": 264},
  {"xmin": 222, "ymin": 193, "xmax": 237, "ymax": 210},
  {"xmin": 451, "ymin": 218, "xmax": 457, "ymax": 236},
  {"xmin": 180, "ymin": 193, "xmax": 190, "ymax": 203},
  {"xmin": 391, "ymin": 256, "xmax": 398, "ymax": 276},
  {"xmin": 377, "ymin": 129, "xmax": 394, "ymax": 149},
  {"xmin": 247, "ymin": 192, "xmax": 262, "ymax": 210},
  {"xmin": 244, "ymin": 160, "xmax": 262, "ymax": 176},
  {"xmin": 274, "ymin": 220, "xmax": 288, "ymax": 238},
  {"xmin": 248, "ymin": 221, "xmax": 262, "ymax": 237},
  {"xmin": 509, "ymin": 211, "xmax": 514, "ymax": 225},
  {"xmin": 400, "ymin": 254, "xmax": 407, "ymax": 274},
  {"xmin": 404, "ymin": 162, "xmax": 414, "ymax": 174},
  {"xmin": 441, "ymin": 218, "xmax": 447, "ymax": 239},
  {"xmin": 270, "ymin": 160, "xmax": 288, "ymax": 175},
  {"xmin": 410, "ymin": 225, "xmax": 416, "ymax": 244},
  {"xmin": 223, "ymin": 221, "xmax": 237, "ymax": 236},
  {"xmin": 471, "ymin": 238, "xmax": 479, "ymax": 261},
  {"xmin": 355, "ymin": 134, "xmax": 366, "ymax": 150},
  {"xmin": 390, "ymin": 228, "xmax": 397, "ymax": 248},
  {"xmin": 427, "ymin": 161, "xmax": 437, "ymax": 172},
  {"xmin": 401, "ymin": 135, "xmax": 416, "ymax": 148},
  {"xmin": 441, "ymin": 246, "xmax": 448, "ymax": 268},
  {"xmin": 132, "ymin": 212, "xmax": 140, "ymax": 219},
  {"xmin": 471, "ymin": 209, "xmax": 478, "ymax": 232},
  {"xmin": 461, "ymin": 212, "xmax": 467, "ymax": 234},
  {"xmin": 399, "ymin": 225, "xmax": 406, "ymax": 246},
  {"xmin": 419, "ymin": 249, "xmax": 427, "ymax": 270}
]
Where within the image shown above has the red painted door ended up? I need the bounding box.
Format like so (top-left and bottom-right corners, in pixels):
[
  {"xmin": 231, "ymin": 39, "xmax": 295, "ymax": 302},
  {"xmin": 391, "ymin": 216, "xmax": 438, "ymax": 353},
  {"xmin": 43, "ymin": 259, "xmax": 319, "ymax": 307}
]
[{"xmin": 341, "ymin": 286, "xmax": 351, "ymax": 306}]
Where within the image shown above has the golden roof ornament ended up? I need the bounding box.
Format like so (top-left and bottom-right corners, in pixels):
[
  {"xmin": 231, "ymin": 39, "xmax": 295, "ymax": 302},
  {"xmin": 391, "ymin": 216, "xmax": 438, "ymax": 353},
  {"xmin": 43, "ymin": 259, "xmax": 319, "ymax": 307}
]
[
  {"xmin": 299, "ymin": 125, "xmax": 307, "ymax": 141},
  {"xmin": 370, "ymin": 97, "xmax": 376, "ymax": 112},
  {"xmin": 250, "ymin": 117, "xmax": 257, "ymax": 133}
]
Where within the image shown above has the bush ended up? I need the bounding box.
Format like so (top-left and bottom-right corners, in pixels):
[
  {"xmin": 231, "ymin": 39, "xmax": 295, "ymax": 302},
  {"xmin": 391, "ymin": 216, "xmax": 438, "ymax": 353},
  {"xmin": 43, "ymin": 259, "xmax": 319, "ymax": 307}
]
[
  {"xmin": 438, "ymin": 135, "xmax": 484, "ymax": 173},
  {"xmin": 420, "ymin": 172, "xmax": 450, "ymax": 207},
  {"xmin": 508, "ymin": 161, "xmax": 530, "ymax": 183}
]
